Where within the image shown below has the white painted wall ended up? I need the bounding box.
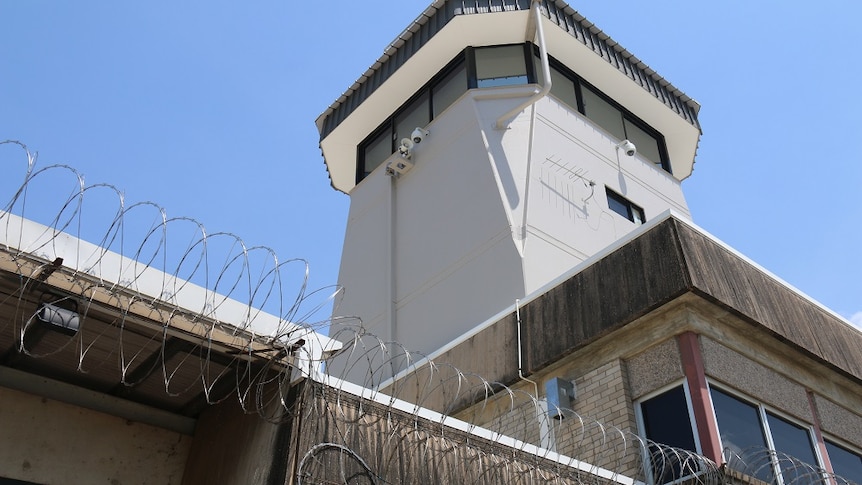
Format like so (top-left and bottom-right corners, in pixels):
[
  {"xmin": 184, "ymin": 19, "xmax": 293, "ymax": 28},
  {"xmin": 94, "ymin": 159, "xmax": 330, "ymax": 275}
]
[
  {"xmin": 0, "ymin": 385, "xmax": 191, "ymax": 484},
  {"xmin": 334, "ymin": 87, "xmax": 690, "ymax": 373},
  {"xmin": 520, "ymin": 95, "xmax": 690, "ymax": 293}
]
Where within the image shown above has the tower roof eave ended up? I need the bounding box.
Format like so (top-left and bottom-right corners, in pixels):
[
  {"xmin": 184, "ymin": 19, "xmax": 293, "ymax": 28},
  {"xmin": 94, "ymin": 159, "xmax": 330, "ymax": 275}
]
[{"xmin": 316, "ymin": 1, "xmax": 702, "ymax": 193}]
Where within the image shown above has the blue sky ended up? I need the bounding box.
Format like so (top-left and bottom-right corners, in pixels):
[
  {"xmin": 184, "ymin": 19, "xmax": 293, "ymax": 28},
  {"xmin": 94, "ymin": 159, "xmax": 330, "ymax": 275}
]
[{"xmin": 2, "ymin": 1, "xmax": 860, "ymax": 328}]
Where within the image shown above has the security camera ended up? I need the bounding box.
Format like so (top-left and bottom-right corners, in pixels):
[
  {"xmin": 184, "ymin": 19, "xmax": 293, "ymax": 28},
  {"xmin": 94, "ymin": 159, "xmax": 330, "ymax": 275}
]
[
  {"xmin": 398, "ymin": 138, "xmax": 414, "ymax": 159},
  {"xmin": 411, "ymin": 127, "xmax": 429, "ymax": 144},
  {"xmin": 617, "ymin": 140, "xmax": 636, "ymax": 157}
]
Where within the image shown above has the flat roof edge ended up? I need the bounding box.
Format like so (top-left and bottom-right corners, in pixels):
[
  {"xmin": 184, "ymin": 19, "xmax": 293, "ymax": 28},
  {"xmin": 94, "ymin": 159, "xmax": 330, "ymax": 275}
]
[{"xmin": 315, "ymin": 0, "xmax": 700, "ymax": 142}]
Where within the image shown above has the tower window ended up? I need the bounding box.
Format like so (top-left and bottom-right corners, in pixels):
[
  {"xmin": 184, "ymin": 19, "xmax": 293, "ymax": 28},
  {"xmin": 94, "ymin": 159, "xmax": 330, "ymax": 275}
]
[
  {"xmin": 356, "ymin": 44, "xmax": 542, "ymax": 184},
  {"xmin": 357, "ymin": 55, "xmax": 468, "ymax": 184},
  {"xmin": 474, "ymin": 45, "xmax": 529, "ymax": 88},
  {"xmin": 536, "ymin": 51, "xmax": 671, "ymax": 173},
  {"xmin": 606, "ymin": 188, "xmax": 644, "ymax": 224}
]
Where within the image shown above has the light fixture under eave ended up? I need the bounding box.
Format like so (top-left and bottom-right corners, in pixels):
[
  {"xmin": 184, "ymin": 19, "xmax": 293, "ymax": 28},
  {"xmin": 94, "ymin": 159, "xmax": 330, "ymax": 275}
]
[{"xmin": 36, "ymin": 302, "xmax": 80, "ymax": 336}]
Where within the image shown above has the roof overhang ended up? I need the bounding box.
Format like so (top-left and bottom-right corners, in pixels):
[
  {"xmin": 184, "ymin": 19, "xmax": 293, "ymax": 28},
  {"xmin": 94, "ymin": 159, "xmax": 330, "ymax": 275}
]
[{"xmin": 317, "ymin": 2, "xmax": 701, "ymax": 193}]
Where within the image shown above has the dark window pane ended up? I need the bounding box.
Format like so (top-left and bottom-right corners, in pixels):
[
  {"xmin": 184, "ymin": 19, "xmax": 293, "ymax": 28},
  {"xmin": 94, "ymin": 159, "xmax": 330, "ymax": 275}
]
[
  {"xmin": 607, "ymin": 192, "xmax": 630, "ymax": 220},
  {"xmin": 624, "ymin": 119, "xmax": 662, "ymax": 167},
  {"xmin": 641, "ymin": 386, "xmax": 697, "ymax": 450},
  {"xmin": 395, "ymin": 93, "xmax": 430, "ymax": 144},
  {"xmin": 825, "ymin": 441, "xmax": 862, "ymax": 482},
  {"xmin": 362, "ymin": 129, "xmax": 392, "ymax": 177},
  {"xmin": 641, "ymin": 386, "xmax": 697, "ymax": 484},
  {"xmin": 766, "ymin": 412, "xmax": 819, "ymax": 482},
  {"xmin": 581, "ymin": 85, "xmax": 625, "ymax": 140},
  {"xmin": 432, "ymin": 64, "xmax": 466, "ymax": 118},
  {"xmin": 548, "ymin": 66, "xmax": 578, "ymax": 110},
  {"xmin": 711, "ymin": 387, "xmax": 774, "ymax": 483},
  {"xmin": 606, "ymin": 188, "xmax": 644, "ymax": 225}
]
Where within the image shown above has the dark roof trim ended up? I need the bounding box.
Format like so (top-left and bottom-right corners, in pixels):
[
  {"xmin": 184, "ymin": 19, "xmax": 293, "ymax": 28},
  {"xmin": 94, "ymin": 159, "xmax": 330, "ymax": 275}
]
[
  {"xmin": 542, "ymin": 1, "xmax": 700, "ymax": 126},
  {"xmin": 316, "ymin": 0, "xmax": 700, "ymax": 140}
]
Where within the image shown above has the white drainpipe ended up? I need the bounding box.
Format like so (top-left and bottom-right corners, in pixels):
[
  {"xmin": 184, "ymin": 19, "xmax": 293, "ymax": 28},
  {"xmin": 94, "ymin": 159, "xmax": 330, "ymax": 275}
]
[{"xmin": 494, "ymin": 0, "xmax": 552, "ymax": 130}]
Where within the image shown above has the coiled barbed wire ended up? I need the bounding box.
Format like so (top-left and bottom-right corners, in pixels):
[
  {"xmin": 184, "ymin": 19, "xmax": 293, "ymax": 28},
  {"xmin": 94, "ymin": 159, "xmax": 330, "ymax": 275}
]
[
  {"xmin": 0, "ymin": 140, "xmax": 351, "ymax": 416},
  {"xmin": 0, "ymin": 140, "xmax": 748, "ymax": 484},
  {"xmin": 724, "ymin": 447, "xmax": 859, "ymax": 485}
]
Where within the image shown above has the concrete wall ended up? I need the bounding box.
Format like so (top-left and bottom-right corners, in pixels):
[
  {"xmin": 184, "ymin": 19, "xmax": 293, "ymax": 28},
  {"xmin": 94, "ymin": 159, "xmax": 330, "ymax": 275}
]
[
  {"xmin": 522, "ymin": 95, "xmax": 689, "ymax": 293},
  {"xmin": 0, "ymin": 386, "xmax": 190, "ymax": 485},
  {"xmin": 334, "ymin": 89, "xmax": 690, "ymax": 369},
  {"xmin": 182, "ymin": 394, "xmax": 294, "ymax": 485}
]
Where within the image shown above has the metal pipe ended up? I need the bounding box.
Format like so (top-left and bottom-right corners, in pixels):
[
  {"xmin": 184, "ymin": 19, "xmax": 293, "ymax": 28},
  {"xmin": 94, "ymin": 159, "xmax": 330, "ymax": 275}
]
[
  {"xmin": 516, "ymin": 299, "xmax": 539, "ymax": 399},
  {"xmin": 494, "ymin": 0, "xmax": 552, "ymax": 130}
]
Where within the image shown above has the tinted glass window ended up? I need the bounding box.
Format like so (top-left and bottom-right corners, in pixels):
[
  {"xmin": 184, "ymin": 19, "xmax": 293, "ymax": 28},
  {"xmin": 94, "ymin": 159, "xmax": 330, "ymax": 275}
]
[
  {"xmin": 825, "ymin": 441, "xmax": 862, "ymax": 482},
  {"xmin": 606, "ymin": 188, "xmax": 644, "ymax": 225},
  {"xmin": 607, "ymin": 192, "xmax": 630, "ymax": 220},
  {"xmin": 711, "ymin": 388, "xmax": 773, "ymax": 483},
  {"xmin": 395, "ymin": 93, "xmax": 430, "ymax": 144},
  {"xmin": 362, "ymin": 129, "xmax": 392, "ymax": 177},
  {"xmin": 766, "ymin": 412, "xmax": 819, "ymax": 482},
  {"xmin": 432, "ymin": 64, "xmax": 467, "ymax": 118},
  {"xmin": 475, "ymin": 45, "xmax": 528, "ymax": 88},
  {"xmin": 581, "ymin": 86, "xmax": 625, "ymax": 140},
  {"xmin": 640, "ymin": 386, "xmax": 698, "ymax": 484},
  {"xmin": 641, "ymin": 386, "xmax": 697, "ymax": 450},
  {"xmin": 624, "ymin": 119, "xmax": 662, "ymax": 166},
  {"xmin": 548, "ymin": 66, "xmax": 579, "ymax": 110}
]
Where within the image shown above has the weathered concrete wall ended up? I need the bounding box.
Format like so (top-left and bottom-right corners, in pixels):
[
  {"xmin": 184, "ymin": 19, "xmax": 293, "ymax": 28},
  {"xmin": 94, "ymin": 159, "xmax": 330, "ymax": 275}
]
[
  {"xmin": 813, "ymin": 395, "xmax": 862, "ymax": 449},
  {"xmin": 0, "ymin": 385, "xmax": 190, "ymax": 485},
  {"xmin": 700, "ymin": 336, "xmax": 812, "ymax": 423},
  {"xmin": 181, "ymin": 385, "xmax": 299, "ymax": 485},
  {"xmin": 625, "ymin": 337, "xmax": 683, "ymax": 400}
]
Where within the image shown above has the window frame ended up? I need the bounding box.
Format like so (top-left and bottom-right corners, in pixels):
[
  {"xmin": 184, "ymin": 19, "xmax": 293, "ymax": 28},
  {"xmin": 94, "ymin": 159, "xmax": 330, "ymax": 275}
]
[
  {"xmin": 357, "ymin": 43, "xmax": 542, "ymax": 184},
  {"xmin": 707, "ymin": 383, "xmax": 824, "ymax": 483},
  {"xmin": 356, "ymin": 53, "xmax": 468, "ymax": 184},
  {"xmin": 541, "ymin": 53, "xmax": 672, "ymax": 173},
  {"xmin": 823, "ymin": 437, "xmax": 862, "ymax": 480},
  {"xmin": 605, "ymin": 187, "xmax": 645, "ymax": 224},
  {"xmin": 634, "ymin": 381, "xmax": 704, "ymax": 484},
  {"xmin": 356, "ymin": 42, "xmax": 673, "ymax": 183}
]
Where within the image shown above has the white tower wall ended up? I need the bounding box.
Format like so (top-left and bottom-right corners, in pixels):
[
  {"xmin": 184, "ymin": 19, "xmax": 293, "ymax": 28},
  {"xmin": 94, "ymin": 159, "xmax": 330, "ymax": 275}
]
[{"xmin": 334, "ymin": 86, "xmax": 690, "ymax": 363}]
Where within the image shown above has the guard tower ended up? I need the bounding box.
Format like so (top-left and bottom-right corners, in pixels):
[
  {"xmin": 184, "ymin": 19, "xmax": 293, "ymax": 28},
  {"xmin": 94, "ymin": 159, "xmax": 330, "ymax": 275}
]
[{"xmin": 316, "ymin": 0, "xmax": 701, "ymax": 363}]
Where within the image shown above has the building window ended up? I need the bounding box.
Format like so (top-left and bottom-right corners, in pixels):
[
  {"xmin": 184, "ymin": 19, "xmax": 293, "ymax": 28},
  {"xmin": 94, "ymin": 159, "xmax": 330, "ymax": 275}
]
[
  {"xmin": 638, "ymin": 383, "xmax": 859, "ymax": 483},
  {"xmin": 357, "ymin": 55, "xmax": 468, "ymax": 183},
  {"xmin": 637, "ymin": 384, "xmax": 699, "ymax": 483},
  {"xmin": 394, "ymin": 93, "xmax": 430, "ymax": 146},
  {"xmin": 537, "ymin": 52, "xmax": 671, "ymax": 173},
  {"xmin": 765, "ymin": 411, "xmax": 820, "ymax": 483},
  {"xmin": 710, "ymin": 386, "xmax": 821, "ymax": 483},
  {"xmin": 432, "ymin": 63, "xmax": 467, "ymax": 118},
  {"xmin": 357, "ymin": 43, "xmax": 672, "ymax": 182},
  {"xmin": 360, "ymin": 128, "xmax": 393, "ymax": 180},
  {"xmin": 357, "ymin": 43, "xmax": 541, "ymax": 184},
  {"xmin": 825, "ymin": 439, "xmax": 862, "ymax": 480},
  {"xmin": 581, "ymin": 85, "xmax": 626, "ymax": 140},
  {"xmin": 606, "ymin": 188, "xmax": 644, "ymax": 224},
  {"xmin": 474, "ymin": 44, "xmax": 530, "ymax": 88}
]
